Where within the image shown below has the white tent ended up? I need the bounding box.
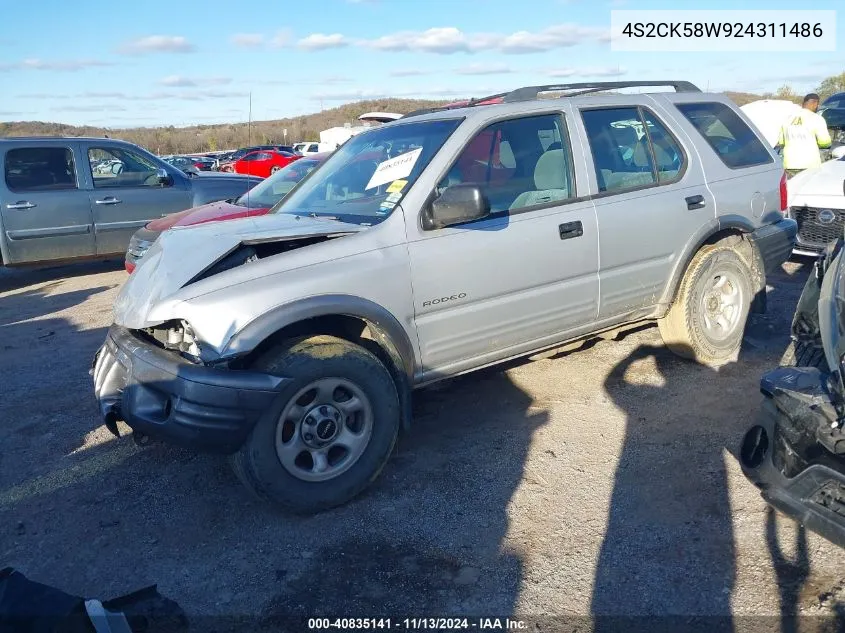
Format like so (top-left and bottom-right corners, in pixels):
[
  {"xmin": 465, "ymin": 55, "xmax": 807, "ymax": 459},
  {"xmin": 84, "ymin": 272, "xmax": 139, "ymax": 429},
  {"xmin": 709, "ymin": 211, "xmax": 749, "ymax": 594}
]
[{"xmin": 740, "ymin": 99, "xmax": 803, "ymax": 147}]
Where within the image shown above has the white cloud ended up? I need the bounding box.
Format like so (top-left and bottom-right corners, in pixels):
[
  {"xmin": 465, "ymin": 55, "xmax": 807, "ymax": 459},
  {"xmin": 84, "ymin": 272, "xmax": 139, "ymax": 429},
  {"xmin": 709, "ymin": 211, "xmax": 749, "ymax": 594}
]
[
  {"xmin": 358, "ymin": 24, "xmax": 606, "ymax": 54},
  {"xmin": 364, "ymin": 27, "xmax": 472, "ymax": 53},
  {"xmin": 159, "ymin": 76, "xmax": 232, "ymax": 87},
  {"xmin": 389, "ymin": 69, "xmax": 431, "ymax": 77},
  {"xmin": 271, "ymin": 29, "xmax": 293, "ymax": 48},
  {"xmin": 81, "ymin": 91, "xmax": 127, "ymax": 98},
  {"xmin": 118, "ymin": 35, "xmax": 195, "ymax": 55},
  {"xmin": 0, "ymin": 58, "xmax": 112, "ymax": 72},
  {"xmin": 160, "ymin": 75, "xmax": 196, "ymax": 87},
  {"xmin": 230, "ymin": 33, "xmax": 264, "ymax": 47},
  {"xmin": 455, "ymin": 64, "xmax": 514, "ymax": 76},
  {"xmin": 52, "ymin": 105, "xmax": 128, "ymax": 113},
  {"xmin": 298, "ymin": 33, "xmax": 348, "ymax": 50},
  {"xmin": 547, "ymin": 66, "xmax": 627, "ymax": 78},
  {"xmin": 312, "ymin": 89, "xmax": 389, "ymax": 101}
]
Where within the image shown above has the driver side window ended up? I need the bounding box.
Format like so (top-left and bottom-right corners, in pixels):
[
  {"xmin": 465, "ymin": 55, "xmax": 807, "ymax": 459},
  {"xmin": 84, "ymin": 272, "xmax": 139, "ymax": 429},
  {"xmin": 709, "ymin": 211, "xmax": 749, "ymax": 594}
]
[
  {"xmin": 438, "ymin": 113, "xmax": 574, "ymax": 214},
  {"xmin": 89, "ymin": 147, "xmax": 163, "ymax": 188}
]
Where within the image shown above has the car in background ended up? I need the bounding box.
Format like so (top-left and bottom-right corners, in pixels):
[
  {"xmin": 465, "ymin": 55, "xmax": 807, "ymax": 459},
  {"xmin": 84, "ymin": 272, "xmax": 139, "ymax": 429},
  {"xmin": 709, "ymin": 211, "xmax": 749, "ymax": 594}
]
[
  {"xmin": 218, "ymin": 145, "xmax": 296, "ymax": 171},
  {"xmin": 232, "ymin": 150, "xmax": 300, "ymax": 178},
  {"xmin": 292, "ymin": 142, "xmax": 321, "ymax": 155},
  {"xmin": 162, "ymin": 155, "xmax": 214, "ymax": 172},
  {"xmin": 0, "ymin": 137, "xmax": 261, "ymax": 267},
  {"xmin": 124, "ymin": 153, "xmax": 329, "ymax": 272},
  {"xmin": 784, "ymin": 149, "xmax": 845, "ymax": 256}
]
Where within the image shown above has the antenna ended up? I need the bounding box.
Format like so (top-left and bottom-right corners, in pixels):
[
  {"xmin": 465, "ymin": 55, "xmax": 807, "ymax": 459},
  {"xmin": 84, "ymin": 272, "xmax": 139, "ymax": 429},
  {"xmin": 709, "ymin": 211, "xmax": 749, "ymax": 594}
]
[
  {"xmin": 246, "ymin": 91, "xmax": 253, "ymax": 207},
  {"xmin": 248, "ymin": 91, "xmax": 252, "ymax": 148}
]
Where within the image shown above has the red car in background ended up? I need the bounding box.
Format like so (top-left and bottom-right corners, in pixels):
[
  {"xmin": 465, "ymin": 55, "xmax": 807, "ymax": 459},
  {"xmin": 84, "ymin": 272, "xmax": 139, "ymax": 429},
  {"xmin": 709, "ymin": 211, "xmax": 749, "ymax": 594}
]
[
  {"xmin": 124, "ymin": 153, "xmax": 329, "ymax": 272},
  {"xmin": 233, "ymin": 150, "xmax": 301, "ymax": 178}
]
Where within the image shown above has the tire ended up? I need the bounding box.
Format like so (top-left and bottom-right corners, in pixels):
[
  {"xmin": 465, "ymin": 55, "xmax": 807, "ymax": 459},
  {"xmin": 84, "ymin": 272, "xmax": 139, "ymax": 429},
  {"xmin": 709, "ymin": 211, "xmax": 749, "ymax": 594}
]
[
  {"xmin": 270, "ymin": 166, "xmax": 281, "ymax": 174},
  {"xmin": 229, "ymin": 335, "xmax": 400, "ymax": 513},
  {"xmin": 658, "ymin": 242, "xmax": 754, "ymax": 366},
  {"xmin": 780, "ymin": 339, "xmax": 829, "ymax": 370}
]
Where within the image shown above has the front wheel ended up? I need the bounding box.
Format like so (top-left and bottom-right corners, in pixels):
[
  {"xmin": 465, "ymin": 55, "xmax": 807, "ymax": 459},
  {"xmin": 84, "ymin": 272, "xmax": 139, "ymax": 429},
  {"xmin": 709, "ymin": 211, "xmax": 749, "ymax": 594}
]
[
  {"xmin": 270, "ymin": 165, "xmax": 281, "ymax": 174},
  {"xmin": 229, "ymin": 335, "xmax": 400, "ymax": 513},
  {"xmin": 658, "ymin": 243, "xmax": 754, "ymax": 366}
]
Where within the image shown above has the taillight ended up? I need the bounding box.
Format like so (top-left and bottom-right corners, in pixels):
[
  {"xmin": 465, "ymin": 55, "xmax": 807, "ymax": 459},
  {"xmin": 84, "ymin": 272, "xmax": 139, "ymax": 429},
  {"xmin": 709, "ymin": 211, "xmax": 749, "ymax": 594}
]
[{"xmin": 779, "ymin": 171, "xmax": 788, "ymax": 212}]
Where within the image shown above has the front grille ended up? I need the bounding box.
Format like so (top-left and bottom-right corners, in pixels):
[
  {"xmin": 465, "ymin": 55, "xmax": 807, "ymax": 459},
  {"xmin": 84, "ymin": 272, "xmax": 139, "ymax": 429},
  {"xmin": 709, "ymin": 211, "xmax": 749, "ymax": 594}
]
[{"xmin": 791, "ymin": 206, "xmax": 844, "ymax": 249}]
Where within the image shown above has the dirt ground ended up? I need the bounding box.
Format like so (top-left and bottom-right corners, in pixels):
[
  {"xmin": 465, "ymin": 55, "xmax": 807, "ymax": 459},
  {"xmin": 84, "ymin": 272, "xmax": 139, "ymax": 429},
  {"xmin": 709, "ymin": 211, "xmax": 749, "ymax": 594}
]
[{"xmin": 2, "ymin": 258, "xmax": 845, "ymax": 631}]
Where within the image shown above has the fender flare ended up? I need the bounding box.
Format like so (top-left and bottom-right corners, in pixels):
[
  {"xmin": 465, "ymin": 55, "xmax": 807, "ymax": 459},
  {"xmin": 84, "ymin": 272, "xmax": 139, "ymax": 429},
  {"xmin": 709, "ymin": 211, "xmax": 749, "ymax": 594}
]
[
  {"xmin": 662, "ymin": 216, "xmax": 765, "ymax": 313},
  {"xmin": 220, "ymin": 294, "xmax": 417, "ymax": 380},
  {"xmin": 219, "ymin": 295, "xmax": 417, "ymax": 431}
]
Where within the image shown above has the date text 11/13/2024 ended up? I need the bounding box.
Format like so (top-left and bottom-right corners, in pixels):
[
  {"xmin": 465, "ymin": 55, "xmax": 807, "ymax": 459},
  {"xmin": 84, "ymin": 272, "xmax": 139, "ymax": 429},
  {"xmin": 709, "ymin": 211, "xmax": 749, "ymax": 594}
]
[{"xmin": 308, "ymin": 617, "xmax": 528, "ymax": 630}]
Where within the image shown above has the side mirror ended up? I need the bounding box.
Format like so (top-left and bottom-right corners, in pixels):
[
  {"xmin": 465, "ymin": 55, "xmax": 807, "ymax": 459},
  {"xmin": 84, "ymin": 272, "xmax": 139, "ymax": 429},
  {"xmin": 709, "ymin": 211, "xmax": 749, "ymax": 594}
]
[
  {"xmin": 427, "ymin": 184, "xmax": 490, "ymax": 229},
  {"xmin": 156, "ymin": 168, "xmax": 173, "ymax": 184},
  {"xmin": 182, "ymin": 165, "xmax": 200, "ymax": 177}
]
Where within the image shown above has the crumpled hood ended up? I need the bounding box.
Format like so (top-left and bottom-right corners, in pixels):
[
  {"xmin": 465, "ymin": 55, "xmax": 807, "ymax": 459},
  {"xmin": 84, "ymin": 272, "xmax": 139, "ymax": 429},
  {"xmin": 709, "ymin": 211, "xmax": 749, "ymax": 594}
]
[
  {"xmin": 113, "ymin": 213, "xmax": 362, "ymax": 329},
  {"xmin": 789, "ymin": 159, "xmax": 845, "ymax": 203}
]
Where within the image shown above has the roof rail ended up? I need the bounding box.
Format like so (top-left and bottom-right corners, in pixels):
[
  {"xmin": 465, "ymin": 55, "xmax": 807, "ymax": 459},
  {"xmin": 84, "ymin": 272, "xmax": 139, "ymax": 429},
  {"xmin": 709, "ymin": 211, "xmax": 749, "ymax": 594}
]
[
  {"xmin": 399, "ymin": 80, "xmax": 702, "ymax": 119},
  {"xmin": 501, "ymin": 80, "xmax": 701, "ymax": 103}
]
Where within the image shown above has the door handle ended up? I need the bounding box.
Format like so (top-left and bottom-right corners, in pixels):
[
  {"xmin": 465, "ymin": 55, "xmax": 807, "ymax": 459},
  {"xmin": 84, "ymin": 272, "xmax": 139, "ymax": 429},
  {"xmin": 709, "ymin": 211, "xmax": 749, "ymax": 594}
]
[
  {"xmin": 5, "ymin": 201, "xmax": 36, "ymax": 210},
  {"xmin": 559, "ymin": 221, "xmax": 583, "ymax": 240},
  {"xmin": 95, "ymin": 197, "xmax": 122, "ymax": 205},
  {"xmin": 686, "ymin": 195, "xmax": 706, "ymax": 210}
]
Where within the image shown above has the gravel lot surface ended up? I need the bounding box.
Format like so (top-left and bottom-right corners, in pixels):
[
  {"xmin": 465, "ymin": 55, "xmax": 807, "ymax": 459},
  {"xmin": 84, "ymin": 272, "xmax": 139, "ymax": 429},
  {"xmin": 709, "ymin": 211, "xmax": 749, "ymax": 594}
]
[{"xmin": 2, "ymin": 258, "xmax": 845, "ymax": 631}]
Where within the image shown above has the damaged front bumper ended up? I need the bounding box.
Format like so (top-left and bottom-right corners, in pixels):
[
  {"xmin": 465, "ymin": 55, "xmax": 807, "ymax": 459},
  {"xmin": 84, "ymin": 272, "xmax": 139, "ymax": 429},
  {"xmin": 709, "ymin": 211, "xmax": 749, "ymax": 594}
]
[
  {"xmin": 741, "ymin": 366, "xmax": 845, "ymax": 547},
  {"xmin": 91, "ymin": 325, "xmax": 287, "ymax": 453}
]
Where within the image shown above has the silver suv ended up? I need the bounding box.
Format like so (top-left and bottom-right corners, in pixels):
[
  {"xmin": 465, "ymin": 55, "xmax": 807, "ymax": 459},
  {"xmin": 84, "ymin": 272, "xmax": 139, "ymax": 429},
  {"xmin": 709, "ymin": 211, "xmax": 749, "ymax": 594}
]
[{"xmin": 93, "ymin": 81, "xmax": 797, "ymax": 512}]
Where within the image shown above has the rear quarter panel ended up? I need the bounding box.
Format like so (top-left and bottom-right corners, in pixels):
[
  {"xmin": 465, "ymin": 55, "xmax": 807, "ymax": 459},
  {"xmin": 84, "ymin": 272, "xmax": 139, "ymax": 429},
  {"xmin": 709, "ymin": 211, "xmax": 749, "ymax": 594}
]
[{"xmin": 654, "ymin": 94, "xmax": 784, "ymax": 230}]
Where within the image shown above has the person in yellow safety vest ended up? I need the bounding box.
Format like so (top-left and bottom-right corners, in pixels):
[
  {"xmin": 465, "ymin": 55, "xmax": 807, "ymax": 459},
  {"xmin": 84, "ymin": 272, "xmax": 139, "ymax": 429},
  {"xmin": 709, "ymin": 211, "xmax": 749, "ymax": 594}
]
[{"xmin": 777, "ymin": 93, "xmax": 832, "ymax": 178}]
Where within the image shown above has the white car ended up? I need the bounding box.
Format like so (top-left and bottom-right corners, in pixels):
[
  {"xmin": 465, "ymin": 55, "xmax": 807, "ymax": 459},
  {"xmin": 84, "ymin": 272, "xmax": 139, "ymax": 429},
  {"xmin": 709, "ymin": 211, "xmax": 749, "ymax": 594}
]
[
  {"xmin": 740, "ymin": 99, "xmax": 803, "ymax": 148},
  {"xmin": 786, "ymin": 148, "xmax": 845, "ymax": 256}
]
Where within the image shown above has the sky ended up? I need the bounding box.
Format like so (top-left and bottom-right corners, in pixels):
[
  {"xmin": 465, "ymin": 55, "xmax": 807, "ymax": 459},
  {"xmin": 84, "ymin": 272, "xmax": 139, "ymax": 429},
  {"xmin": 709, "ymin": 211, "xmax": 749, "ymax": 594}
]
[{"xmin": 0, "ymin": 0, "xmax": 841, "ymax": 128}]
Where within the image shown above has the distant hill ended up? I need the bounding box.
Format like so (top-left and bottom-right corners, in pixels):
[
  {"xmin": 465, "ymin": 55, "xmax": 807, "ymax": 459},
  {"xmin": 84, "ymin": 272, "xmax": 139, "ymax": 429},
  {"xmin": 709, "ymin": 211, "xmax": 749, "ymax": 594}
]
[
  {"xmin": 0, "ymin": 98, "xmax": 450, "ymax": 155},
  {"xmin": 0, "ymin": 92, "xmax": 771, "ymax": 154}
]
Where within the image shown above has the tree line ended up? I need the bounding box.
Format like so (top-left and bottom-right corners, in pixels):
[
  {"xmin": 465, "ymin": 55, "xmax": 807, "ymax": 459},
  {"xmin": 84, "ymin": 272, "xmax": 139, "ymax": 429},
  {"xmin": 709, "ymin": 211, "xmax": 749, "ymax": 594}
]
[{"xmin": 2, "ymin": 71, "xmax": 844, "ymax": 155}]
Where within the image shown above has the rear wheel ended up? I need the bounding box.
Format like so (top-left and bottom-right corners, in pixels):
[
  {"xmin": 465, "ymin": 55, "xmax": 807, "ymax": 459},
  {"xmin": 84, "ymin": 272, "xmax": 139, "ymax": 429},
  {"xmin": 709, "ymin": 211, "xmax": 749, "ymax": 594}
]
[
  {"xmin": 229, "ymin": 335, "xmax": 400, "ymax": 513},
  {"xmin": 270, "ymin": 165, "xmax": 281, "ymax": 174},
  {"xmin": 658, "ymin": 242, "xmax": 754, "ymax": 366}
]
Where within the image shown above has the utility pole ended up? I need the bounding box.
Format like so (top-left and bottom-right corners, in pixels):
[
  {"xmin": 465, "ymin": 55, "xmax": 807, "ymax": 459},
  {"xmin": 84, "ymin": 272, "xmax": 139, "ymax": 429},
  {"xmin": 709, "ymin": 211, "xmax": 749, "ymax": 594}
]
[{"xmin": 247, "ymin": 91, "xmax": 253, "ymax": 147}]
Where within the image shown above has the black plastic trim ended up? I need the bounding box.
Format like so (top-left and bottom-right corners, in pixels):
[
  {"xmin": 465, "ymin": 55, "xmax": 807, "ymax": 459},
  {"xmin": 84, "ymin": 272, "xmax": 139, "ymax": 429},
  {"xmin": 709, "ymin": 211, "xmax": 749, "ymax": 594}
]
[
  {"xmin": 220, "ymin": 295, "xmax": 417, "ymax": 379},
  {"xmin": 748, "ymin": 218, "xmax": 798, "ymax": 274},
  {"xmin": 93, "ymin": 325, "xmax": 288, "ymax": 453}
]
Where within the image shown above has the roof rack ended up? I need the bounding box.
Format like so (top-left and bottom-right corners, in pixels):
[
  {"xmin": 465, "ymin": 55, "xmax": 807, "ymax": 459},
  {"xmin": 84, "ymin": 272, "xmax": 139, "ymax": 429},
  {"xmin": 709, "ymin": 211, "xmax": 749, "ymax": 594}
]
[
  {"xmin": 400, "ymin": 80, "xmax": 701, "ymax": 119},
  {"xmin": 500, "ymin": 80, "xmax": 701, "ymax": 103}
]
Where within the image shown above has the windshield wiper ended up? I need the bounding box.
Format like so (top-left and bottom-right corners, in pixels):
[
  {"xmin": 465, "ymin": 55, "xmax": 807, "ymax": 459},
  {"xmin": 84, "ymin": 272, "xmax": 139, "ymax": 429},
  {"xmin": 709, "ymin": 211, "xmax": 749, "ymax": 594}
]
[{"xmin": 295, "ymin": 212, "xmax": 339, "ymax": 221}]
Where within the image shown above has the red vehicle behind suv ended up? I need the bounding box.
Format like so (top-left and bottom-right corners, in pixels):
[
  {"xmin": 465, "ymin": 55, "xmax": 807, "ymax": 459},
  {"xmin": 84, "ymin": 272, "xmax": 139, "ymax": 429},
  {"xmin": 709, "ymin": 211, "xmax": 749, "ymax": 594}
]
[{"xmin": 125, "ymin": 153, "xmax": 328, "ymax": 272}]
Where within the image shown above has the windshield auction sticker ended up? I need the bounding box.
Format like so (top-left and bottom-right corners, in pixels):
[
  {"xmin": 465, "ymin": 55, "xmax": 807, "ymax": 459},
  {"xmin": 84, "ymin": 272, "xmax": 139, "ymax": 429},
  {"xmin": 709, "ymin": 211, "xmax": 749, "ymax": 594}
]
[
  {"xmin": 366, "ymin": 148, "xmax": 423, "ymax": 190},
  {"xmin": 611, "ymin": 10, "xmax": 836, "ymax": 52}
]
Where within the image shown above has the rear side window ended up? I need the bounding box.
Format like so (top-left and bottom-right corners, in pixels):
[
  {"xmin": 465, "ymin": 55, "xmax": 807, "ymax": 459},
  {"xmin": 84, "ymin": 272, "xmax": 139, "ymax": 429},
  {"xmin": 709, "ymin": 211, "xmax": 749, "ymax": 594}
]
[
  {"xmin": 581, "ymin": 106, "xmax": 685, "ymax": 193},
  {"xmin": 676, "ymin": 101, "xmax": 772, "ymax": 169},
  {"xmin": 4, "ymin": 147, "xmax": 77, "ymax": 192}
]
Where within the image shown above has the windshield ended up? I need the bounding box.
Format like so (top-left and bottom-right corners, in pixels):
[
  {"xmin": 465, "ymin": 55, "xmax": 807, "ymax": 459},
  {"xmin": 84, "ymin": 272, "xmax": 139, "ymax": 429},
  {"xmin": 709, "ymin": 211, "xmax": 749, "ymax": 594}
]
[
  {"xmin": 270, "ymin": 118, "xmax": 462, "ymax": 223},
  {"xmin": 236, "ymin": 157, "xmax": 324, "ymax": 208}
]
